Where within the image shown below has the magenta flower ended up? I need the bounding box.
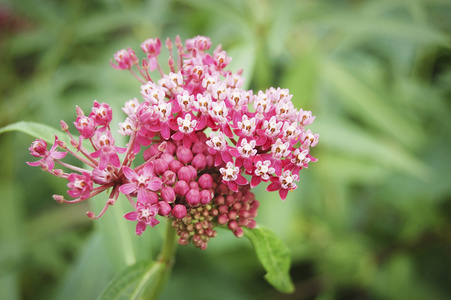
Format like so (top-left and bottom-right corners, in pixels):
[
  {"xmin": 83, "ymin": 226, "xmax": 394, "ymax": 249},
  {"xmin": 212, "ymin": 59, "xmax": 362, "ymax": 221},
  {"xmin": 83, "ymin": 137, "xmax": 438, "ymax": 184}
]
[
  {"xmin": 267, "ymin": 170, "xmax": 299, "ymax": 200},
  {"xmin": 74, "ymin": 115, "xmax": 96, "ymax": 139},
  {"xmin": 27, "ymin": 137, "xmax": 67, "ymax": 171},
  {"xmin": 219, "ymin": 162, "xmax": 248, "ymax": 192},
  {"xmin": 251, "ymin": 159, "xmax": 275, "ymax": 188},
  {"xmin": 205, "ymin": 131, "xmax": 233, "ymax": 166},
  {"xmin": 140, "ymin": 38, "xmax": 161, "ymax": 71},
  {"xmin": 67, "ymin": 172, "xmax": 93, "ymax": 200},
  {"xmin": 90, "ymin": 101, "xmax": 113, "ymax": 127},
  {"xmin": 110, "ymin": 48, "xmax": 138, "ymax": 70},
  {"xmin": 124, "ymin": 202, "xmax": 160, "ymax": 235},
  {"xmin": 119, "ymin": 162, "xmax": 162, "ymax": 204},
  {"xmin": 91, "ymin": 130, "xmax": 126, "ymax": 170},
  {"xmin": 171, "ymin": 114, "xmax": 198, "ymax": 148}
]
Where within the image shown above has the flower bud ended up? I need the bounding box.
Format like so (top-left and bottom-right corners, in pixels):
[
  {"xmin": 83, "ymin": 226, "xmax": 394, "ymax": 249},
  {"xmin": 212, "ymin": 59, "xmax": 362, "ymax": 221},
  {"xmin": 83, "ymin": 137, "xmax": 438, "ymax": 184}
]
[
  {"xmin": 169, "ymin": 160, "xmax": 183, "ymax": 173},
  {"xmin": 225, "ymin": 195, "xmax": 235, "ymax": 206},
  {"xmin": 53, "ymin": 194, "xmax": 64, "ymax": 203},
  {"xmin": 218, "ymin": 205, "xmax": 229, "ymax": 215},
  {"xmin": 199, "ymin": 189, "xmax": 212, "ymax": 205},
  {"xmin": 160, "ymin": 152, "xmax": 175, "ymax": 164},
  {"xmin": 172, "ymin": 204, "xmax": 187, "ymax": 219},
  {"xmin": 227, "ymin": 210, "xmax": 237, "ymax": 220},
  {"xmin": 60, "ymin": 120, "xmax": 69, "ymax": 131},
  {"xmin": 217, "ymin": 214, "xmax": 228, "ymax": 225},
  {"xmin": 233, "ymin": 227, "xmax": 244, "ymax": 238},
  {"xmin": 164, "ymin": 142, "xmax": 177, "ymax": 156},
  {"xmin": 247, "ymin": 219, "xmax": 257, "ymax": 229},
  {"xmin": 189, "ymin": 181, "xmax": 199, "ymax": 190},
  {"xmin": 186, "ymin": 189, "xmax": 200, "ymax": 206},
  {"xmin": 162, "ymin": 170, "xmax": 176, "ymax": 185},
  {"xmin": 158, "ymin": 201, "xmax": 172, "ymax": 216},
  {"xmin": 177, "ymin": 166, "xmax": 193, "ymax": 182},
  {"xmin": 161, "ymin": 186, "xmax": 176, "ymax": 203},
  {"xmin": 215, "ymin": 195, "xmax": 225, "ymax": 205},
  {"xmin": 177, "ymin": 147, "xmax": 193, "ymax": 164},
  {"xmin": 198, "ymin": 174, "xmax": 213, "ymax": 189},
  {"xmin": 205, "ymin": 154, "xmax": 214, "ymax": 168},
  {"xmin": 192, "ymin": 141, "xmax": 206, "ymax": 154},
  {"xmin": 216, "ymin": 183, "xmax": 229, "ymax": 195},
  {"xmin": 154, "ymin": 158, "xmax": 169, "ymax": 175},
  {"xmin": 228, "ymin": 220, "xmax": 238, "ymax": 231},
  {"xmin": 192, "ymin": 153, "xmax": 207, "ymax": 170},
  {"xmin": 174, "ymin": 180, "xmax": 189, "ymax": 196}
]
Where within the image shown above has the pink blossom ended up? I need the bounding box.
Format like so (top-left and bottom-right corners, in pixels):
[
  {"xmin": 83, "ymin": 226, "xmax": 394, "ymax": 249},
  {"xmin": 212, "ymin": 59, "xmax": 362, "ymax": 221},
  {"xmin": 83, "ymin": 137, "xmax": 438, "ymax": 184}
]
[
  {"xmin": 219, "ymin": 162, "xmax": 248, "ymax": 192},
  {"xmin": 91, "ymin": 130, "xmax": 126, "ymax": 170},
  {"xmin": 250, "ymin": 159, "xmax": 275, "ymax": 188},
  {"xmin": 67, "ymin": 172, "xmax": 93, "ymax": 200},
  {"xmin": 119, "ymin": 163, "xmax": 162, "ymax": 204},
  {"xmin": 205, "ymin": 131, "xmax": 233, "ymax": 166},
  {"xmin": 27, "ymin": 137, "xmax": 67, "ymax": 171},
  {"xmin": 110, "ymin": 48, "xmax": 138, "ymax": 70},
  {"xmin": 124, "ymin": 202, "xmax": 160, "ymax": 235},
  {"xmin": 90, "ymin": 101, "xmax": 113, "ymax": 127},
  {"xmin": 267, "ymin": 170, "xmax": 299, "ymax": 200}
]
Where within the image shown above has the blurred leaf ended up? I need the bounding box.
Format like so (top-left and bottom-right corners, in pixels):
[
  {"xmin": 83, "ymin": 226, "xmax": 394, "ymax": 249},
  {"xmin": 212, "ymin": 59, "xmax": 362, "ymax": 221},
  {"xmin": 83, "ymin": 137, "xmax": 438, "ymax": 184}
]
[
  {"xmin": 314, "ymin": 116, "xmax": 429, "ymax": 178},
  {"xmin": 243, "ymin": 226, "xmax": 294, "ymax": 293},
  {"xmin": 53, "ymin": 233, "xmax": 113, "ymax": 300},
  {"xmin": 0, "ymin": 121, "xmax": 71, "ymax": 145},
  {"xmin": 98, "ymin": 260, "xmax": 162, "ymax": 300},
  {"xmin": 322, "ymin": 60, "xmax": 424, "ymax": 149}
]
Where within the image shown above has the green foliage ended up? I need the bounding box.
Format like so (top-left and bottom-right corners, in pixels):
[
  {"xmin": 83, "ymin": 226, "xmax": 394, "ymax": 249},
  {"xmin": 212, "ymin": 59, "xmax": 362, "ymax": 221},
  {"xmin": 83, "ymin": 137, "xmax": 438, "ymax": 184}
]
[
  {"xmin": 1, "ymin": 0, "xmax": 451, "ymax": 299},
  {"xmin": 243, "ymin": 226, "xmax": 294, "ymax": 293},
  {"xmin": 98, "ymin": 261, "xmax": 160, "ymax": 300}
]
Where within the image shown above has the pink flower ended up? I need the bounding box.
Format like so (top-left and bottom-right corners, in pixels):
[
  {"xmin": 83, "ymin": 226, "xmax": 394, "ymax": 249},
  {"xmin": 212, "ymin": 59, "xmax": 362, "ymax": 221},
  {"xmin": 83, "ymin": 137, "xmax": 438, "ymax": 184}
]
[
  {"xmin": 205, "ymin": 131, "xmax": 233, "ymax": 166},
  {"xmin": 124, "ymin": 202, "xmax": 160, "ymax": 235},
  {"xmin": 74, "ymin": 115, "xmax": 96, "ymax": 139},
  {"xmin": 251, "ymin": 159, "xmax": 275, "ymax": 188},
  {"xmin": 91, "ymin": 130, "xmax": 126, "ymax": 170},
  {"xmin": 219, "ymin": 162, "xmax": 248, "ymax": 192},
  {"xmin": 141, "ymin": 38, "xmax": 161, "ymax": 71},
  {"xmin": 119, "ymin": 162, "xmax": 162, "ymax": 204},
  {"xmin": 267, "ymin": 170, "xmax": 299, "ymax": 200},
  {"xmin": 172, "ymin": 114, "xmax": 198, "ymax": 148},
  {"xmin": 90, "ymin": 101, "xmax": 113, "ymax": 127},
  {"xmin": 111, "ymin": 48, "xmax": 138, "ymax": 70},
  {"xmin": 27, "ymin": 137, "xmax": 67, "ymax": 171},
  {"xmin": 67, "ymin": 172, "xmax": 93, "ymax": 200}
]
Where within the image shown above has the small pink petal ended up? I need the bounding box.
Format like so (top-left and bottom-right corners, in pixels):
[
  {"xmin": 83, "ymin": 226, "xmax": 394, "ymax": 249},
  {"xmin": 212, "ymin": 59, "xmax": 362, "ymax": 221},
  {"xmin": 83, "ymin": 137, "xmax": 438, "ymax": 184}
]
[
  {"xmin": 279, "ymin": 188, "xmax": 288, "ymax": 200},
  {"xmin": 267, "ymin": 182, "xmax": 281, "ymax": 192},
  {"xmin": 119, "ymin": 183, "xmax": 137, "ymax": 195},
  {"xmin": 124, "ymin": 211, "xmax": 138, "ymax": 221}
]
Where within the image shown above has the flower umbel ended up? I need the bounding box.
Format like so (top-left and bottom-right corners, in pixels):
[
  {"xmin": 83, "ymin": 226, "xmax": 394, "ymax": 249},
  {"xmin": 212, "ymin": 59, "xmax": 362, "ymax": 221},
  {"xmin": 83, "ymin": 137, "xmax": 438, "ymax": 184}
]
[{"xmin": 27, "ymin": 35, "xmax": 318, "ymax": 249}]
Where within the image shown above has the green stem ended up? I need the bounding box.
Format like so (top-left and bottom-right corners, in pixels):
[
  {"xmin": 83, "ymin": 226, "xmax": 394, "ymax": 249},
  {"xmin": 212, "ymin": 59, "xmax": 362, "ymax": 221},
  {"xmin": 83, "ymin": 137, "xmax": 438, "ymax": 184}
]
[{"xmin": 143, "ymin": 220, "xmax": 177, "ymax": 300}]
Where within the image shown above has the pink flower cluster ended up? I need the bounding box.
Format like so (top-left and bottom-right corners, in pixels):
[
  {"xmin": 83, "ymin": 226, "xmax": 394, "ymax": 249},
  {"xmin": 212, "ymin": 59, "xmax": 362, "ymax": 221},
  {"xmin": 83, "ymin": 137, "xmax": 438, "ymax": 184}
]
[{"xmin": 28, "ymin": 36, "xmax": 318, "ymax": 249}]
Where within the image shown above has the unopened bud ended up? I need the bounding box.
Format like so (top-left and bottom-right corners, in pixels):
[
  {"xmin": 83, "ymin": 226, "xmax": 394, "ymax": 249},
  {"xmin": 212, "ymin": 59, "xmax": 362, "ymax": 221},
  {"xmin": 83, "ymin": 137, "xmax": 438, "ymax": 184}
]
[
  {"xmin": 172, "ymin": 204, "xmax": 187, "ymax": 219},
  {"xmin": 53, "ymin": 194, "xmax": 64, "ymax": 203},
  {"xmin": 186, "ymin": 189, "xmax": 200, "ymax": 206},
  {"xmin": 158, "ymin": 201, "xmax": 172, "ymax": 216},
  {"xmin": 60, "ymin": 120, "xmax": 69, "ymax": 131}
]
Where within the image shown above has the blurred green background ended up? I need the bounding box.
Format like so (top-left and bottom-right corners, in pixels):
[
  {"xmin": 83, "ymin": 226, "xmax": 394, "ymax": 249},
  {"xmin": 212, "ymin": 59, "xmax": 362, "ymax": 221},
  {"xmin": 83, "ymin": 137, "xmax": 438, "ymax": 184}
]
[{"xmin": 1, "ymin": 0, "xmax": 451, "ymax": 299}]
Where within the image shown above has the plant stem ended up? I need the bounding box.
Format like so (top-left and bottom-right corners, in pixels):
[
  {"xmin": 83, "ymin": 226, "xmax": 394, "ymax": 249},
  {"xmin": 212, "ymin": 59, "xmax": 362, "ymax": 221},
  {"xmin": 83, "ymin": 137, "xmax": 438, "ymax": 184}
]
[{"xmin": 144, "ymin": 220, "xmax": 177, "ymax": 300}]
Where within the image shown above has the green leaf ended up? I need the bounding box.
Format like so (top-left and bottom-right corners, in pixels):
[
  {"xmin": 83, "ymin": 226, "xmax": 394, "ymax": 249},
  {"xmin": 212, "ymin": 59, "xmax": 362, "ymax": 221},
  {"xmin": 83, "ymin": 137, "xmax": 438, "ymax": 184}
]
[
  {"xmin": 0, "ymin": 121, "xmax": 71, "ymax": 145},
  {"xmin": 243, "ymin": 226, "xmax": 294, "ymax": 293},
  {"xmin": 98, "ymin": 260, "xmax": 163, "ymax": 300},
  {"xmin": 53, "ymin": 233, "xmax": 113, "ymax": 300}
]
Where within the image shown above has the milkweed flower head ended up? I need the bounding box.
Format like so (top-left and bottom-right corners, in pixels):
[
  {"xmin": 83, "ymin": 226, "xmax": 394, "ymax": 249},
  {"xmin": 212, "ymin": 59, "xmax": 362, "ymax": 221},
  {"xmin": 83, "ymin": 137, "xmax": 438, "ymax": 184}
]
[{"xmin": 27, "ymin": 35, "xmax": 318, "ymax": 249}]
